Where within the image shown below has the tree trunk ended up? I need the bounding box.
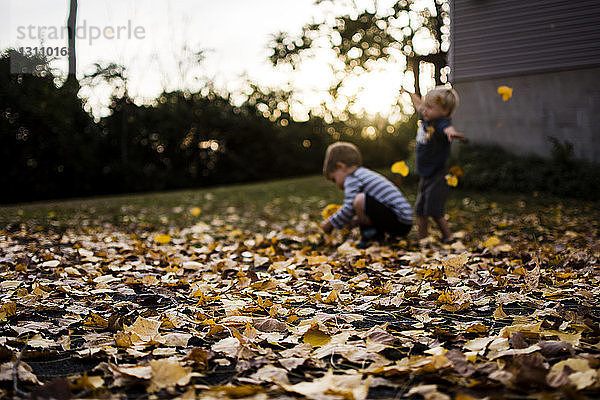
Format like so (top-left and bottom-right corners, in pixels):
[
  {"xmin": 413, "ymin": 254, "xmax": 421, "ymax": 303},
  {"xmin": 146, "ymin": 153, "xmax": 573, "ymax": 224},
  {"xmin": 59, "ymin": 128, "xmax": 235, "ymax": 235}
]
[
  {"xmin": 407, "ymin": 56, "xmax": 421, "ymax": 95},
  {"xmin": 66, "ymin": 0, "xmax": 78, "ymax": 85}
]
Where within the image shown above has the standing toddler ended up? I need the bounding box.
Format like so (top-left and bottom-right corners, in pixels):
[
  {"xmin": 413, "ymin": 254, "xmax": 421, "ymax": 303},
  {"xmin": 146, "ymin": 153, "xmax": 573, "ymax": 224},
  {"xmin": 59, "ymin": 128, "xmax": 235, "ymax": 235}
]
[{"xmin": 406, "ymin": 86, "xmax": 466, "ymax": 243}]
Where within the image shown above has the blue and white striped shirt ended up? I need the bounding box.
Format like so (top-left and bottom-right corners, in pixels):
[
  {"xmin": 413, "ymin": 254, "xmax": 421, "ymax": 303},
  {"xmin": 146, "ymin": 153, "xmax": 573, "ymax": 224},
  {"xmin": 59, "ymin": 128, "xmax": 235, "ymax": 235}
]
[{"xmin": 329, "ymin": 167, "xmax": 413, "ymax": 229}]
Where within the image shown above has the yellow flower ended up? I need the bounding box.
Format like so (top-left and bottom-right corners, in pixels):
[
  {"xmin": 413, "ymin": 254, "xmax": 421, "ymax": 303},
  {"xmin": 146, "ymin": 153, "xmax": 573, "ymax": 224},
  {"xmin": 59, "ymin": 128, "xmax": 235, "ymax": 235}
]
[
  {"xmin": 321, "ymin": 204, "xmax": 341, "ymax": 220},
  {"xmin": 391, "ymin": 161, "xmax": 409, "ymax": 177},
  {"xmin": 497, "ymin": 86, "xmax": 513, "ymax": 101}
]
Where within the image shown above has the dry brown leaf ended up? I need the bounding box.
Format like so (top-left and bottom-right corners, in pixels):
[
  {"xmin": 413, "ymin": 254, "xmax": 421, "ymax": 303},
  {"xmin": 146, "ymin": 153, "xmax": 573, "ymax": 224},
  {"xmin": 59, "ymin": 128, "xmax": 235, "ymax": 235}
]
[
  {"xmin": 125, "ymin": 316, "xmax": 162, "ymax": 342},
  {"xmin": 493, "ymin": 304, "xmax": 509, "ymax": 319},
  {"xmin": 442, "ymin": 253, "xmax": 469, "ymax": 278},
  {"xmin": 279, "ymin": 357, "xmax": 306, "ymax": 371},
  {"xmin": 156, "ymin": 332, "xmax": 192, "ymax": 347},
  {"xmin": 280, "ymin": 369, "xmax": 370, "ymax": 400},
  {"xmin": 110, "ymin": 364, "xmax": 153, "ymax": 380},
  {"xmin": 407, "ymin": 384, "xmax": 451, "ymax": 400},
  {"xmin": 249, "ymin": 364, "xmax": 290, "ymax": 384},
  {"xmin": 254, "ymin": 317, "xmax": 288, "ymax": 332},
  {"xmin": 0, "ymin": 361, "xmax": 40, "ymax": 384},
  {"xmin": 211, "ymin": 337, "xmax": 241, "ymax": 357},
  {"xmin": 148, "ymin": 358, "xmax": 192, "ymax": 392},
  {"xmin": 72, "ymin": 373, "xmax": 104, "ymax": 390}
]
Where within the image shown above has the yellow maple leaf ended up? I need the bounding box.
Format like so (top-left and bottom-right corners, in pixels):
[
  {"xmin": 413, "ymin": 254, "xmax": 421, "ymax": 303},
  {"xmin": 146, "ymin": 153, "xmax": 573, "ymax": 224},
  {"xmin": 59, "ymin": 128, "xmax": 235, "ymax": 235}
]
[
  {"xmin": 154, "ymin": 234, "xmax": 171, "ymax": 244},
  {"xmin": 497, "ymin": 85, "xmax": 513, "ymax": 101},
  {"xmin": 391, "ymin": 161, "xmax": 409, "ymax": 176},
  {"xmin": 189, "ymin": 207, "xmax": 201, "ymax": 216},
  {"xmin": 321, "ymin": 204, "xmax": 341, "ymax": 220},
  {"xmin": 445, "ymin": 174, "xmax": 458, "ymax": 187}
]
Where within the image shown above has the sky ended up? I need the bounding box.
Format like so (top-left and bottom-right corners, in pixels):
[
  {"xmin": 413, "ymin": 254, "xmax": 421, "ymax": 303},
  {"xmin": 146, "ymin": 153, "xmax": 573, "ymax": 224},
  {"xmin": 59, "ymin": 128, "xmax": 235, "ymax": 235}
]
[{"xmin": 1, "ymin": 0, "xmax": 433, "ymax": 120}]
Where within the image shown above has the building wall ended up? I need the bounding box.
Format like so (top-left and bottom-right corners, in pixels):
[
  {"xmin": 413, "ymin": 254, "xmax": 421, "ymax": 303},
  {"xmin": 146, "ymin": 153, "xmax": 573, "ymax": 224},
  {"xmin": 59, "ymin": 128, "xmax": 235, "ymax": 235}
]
[
  {"xmin": 453, "ymin": 67, "xmax": 600, "ymax": 162},
  {"xmin": 449, "ymin": 0, "xmax": 600, "ymax": 162}
]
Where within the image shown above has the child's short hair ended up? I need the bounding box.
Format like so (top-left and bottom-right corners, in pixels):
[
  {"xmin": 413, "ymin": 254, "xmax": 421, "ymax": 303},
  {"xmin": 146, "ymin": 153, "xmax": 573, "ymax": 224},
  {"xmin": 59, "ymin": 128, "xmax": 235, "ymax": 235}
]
[
  {"xmin": 425, "ymin": 86, "xmax": 460, "ymax": 117},
  {"xmin": 323, "ymin": 142, "xmax": 362, "ymax": 175}
]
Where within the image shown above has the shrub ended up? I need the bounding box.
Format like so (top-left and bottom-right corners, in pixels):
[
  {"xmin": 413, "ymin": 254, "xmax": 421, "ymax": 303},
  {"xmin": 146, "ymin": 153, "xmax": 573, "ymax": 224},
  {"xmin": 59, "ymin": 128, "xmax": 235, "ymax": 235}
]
[{"xmin": 450, "ymin": 141, "xmax": 600, "ymax": 200}]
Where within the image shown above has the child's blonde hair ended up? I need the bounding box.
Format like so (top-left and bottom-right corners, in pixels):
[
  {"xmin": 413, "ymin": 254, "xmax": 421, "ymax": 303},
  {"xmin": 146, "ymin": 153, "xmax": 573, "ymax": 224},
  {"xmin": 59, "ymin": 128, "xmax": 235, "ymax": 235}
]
[
  {"xmin": 322, "ymin": 142, "xmax": 362, "ymax": 175},
  {"xmin": 425, "ymin": 86, "xmax": 460, "ymax": 117}
]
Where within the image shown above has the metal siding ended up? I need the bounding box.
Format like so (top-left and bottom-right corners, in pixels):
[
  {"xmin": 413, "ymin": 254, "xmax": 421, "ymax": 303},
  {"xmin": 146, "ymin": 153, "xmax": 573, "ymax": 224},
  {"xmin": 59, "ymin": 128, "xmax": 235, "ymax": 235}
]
[{"xmin": 450, "ymin": 0, "xmax": 600, "ymax": 81}]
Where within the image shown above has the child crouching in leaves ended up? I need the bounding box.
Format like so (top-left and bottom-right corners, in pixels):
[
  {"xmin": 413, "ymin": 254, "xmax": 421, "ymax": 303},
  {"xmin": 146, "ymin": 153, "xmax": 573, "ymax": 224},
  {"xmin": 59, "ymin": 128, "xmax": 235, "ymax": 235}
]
[{"xmin": 320, "ymin": 142, "xmax": 413, "ymax": 248}]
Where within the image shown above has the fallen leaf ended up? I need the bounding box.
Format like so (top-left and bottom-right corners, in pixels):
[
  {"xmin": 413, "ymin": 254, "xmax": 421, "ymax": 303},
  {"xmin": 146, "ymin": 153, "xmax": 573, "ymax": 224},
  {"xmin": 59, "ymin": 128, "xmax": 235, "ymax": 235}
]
[
  {"xmin": 569, "ymin": 370, "xmax": 597, "ymax": 390},
  {"xmin": 110, "ymin": 364, "xmax": 153, "ymax": 380},
  {"xmin": 303, "ymin": 327, "xmax": 332, "ymax": 347},
  {"xmin": 211, "ymin": 337, "xmax": 241, "ymax": 357},
  {"xmin": 148, "ymin": 358, "xmax": 192, "ymax": 392},
  {"xmin": 125, "ymin": 316, "xmax": 162, "ymax": 342},
  {"xmin": 249, "ymin": 364, "xmax": 289, "ymax": 384},
  {"xmin": 484, "ymin": 236, "xmax": 500, "ymax": 249},
  {"xmin": 156, "ymin": 332, "xmax": 192, "ymax": 347},
  {"xmin": 154, "ymin": 234, "xmax": 171, "ymax": 244},
  {"xmin": 72, "ymin": 373, "xmax": 104, "ymax": 390},
  {"xmin": 280, "ymin": 369, "xmax": 370, "ymax": 400},
  {"xmin": 493, "ymin": 304, "xmax": 509, "ymax": 319},
  {"xmin": 254, "ymin": 318, "xmax": 288, "ymax": 332},
  {"xmin": 407, "ymin": 384, "xmax": 451, "ymax": 400},
  {"xmin": 0, "ymin": 361, "xmax": 40, "ymax": 384}
]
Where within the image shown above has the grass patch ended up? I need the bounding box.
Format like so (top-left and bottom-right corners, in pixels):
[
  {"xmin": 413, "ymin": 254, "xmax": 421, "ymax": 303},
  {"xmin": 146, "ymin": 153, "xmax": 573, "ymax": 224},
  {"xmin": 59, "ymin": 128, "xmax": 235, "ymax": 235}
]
[{"xmin": 1, "ymin": 173, "xmax": 598, "ymax": 247}]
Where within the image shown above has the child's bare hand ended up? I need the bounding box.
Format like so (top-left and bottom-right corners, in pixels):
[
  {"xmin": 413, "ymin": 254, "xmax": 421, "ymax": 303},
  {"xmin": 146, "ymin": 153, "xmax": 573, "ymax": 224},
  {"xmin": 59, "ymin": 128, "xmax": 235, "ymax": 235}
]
[
  {"xmin": 321, "ymin": 220, "xmax": 333, "ymax": 234},
  {"xmin": 444, "ymin": 126, "xmax": 466, "ymax": 142}
]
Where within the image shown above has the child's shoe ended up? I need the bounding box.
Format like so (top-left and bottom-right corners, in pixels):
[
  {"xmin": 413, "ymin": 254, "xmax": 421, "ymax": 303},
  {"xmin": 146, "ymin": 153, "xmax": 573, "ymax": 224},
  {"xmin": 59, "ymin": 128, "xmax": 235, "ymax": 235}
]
[
  {"xmin": 440, "ymin": 236, "xmax": 454, "ymax": 245},
  {"xmin": 357, "ymin": 226, "xmax": 382, "ymax": 249}
]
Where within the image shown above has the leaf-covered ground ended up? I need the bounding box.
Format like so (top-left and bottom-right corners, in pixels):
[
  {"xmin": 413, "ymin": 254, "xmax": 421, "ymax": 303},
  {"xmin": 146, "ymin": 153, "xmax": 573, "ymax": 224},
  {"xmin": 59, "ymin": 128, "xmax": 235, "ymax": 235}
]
[{"xmin": 1, "ymin": 176, "xmax": 599, "ymax": 399}]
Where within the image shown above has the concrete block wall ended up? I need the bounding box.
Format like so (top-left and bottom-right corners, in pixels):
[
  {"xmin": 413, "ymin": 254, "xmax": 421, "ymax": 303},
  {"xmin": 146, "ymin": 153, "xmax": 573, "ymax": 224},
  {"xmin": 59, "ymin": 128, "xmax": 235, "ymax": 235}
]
[{"xmin": 452, "ymin": 67, "xmax": 600, "ymax": 162}]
